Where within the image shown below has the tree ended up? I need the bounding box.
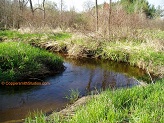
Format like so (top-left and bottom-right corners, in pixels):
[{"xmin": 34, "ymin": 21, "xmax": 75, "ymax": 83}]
[
  {"xmin": 29, "ymin": 0, "xmax": 34, "ymax": 16},
  {"xmin": 120, "ymin": 0, "xmax": 157, "ymax": 18},
  {"xmin": 108, "ymin": 0, "xmax": 112, "ymax": 35},
  {"xmin": 95, "ymin": 0, "xmax": 98, "ymax": 31},
  {"xmin": 83, "ymin": 0, "xmax": 94, "ymax": 12},
  {"xmin": 155, "ymin": 5, "xmax": 164, "ymax": 18},
  {"xmin": 42, "ymin": 0, "xmax": 46, "ymax": 19}
]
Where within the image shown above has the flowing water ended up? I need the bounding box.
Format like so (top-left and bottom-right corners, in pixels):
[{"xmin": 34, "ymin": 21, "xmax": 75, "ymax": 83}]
[{"xmin": 0, "ymin": 55, "xmax": 148, "ymax": 123}]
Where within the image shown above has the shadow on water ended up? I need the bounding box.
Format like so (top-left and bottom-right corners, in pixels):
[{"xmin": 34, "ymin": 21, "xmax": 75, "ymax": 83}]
[{"xmin": 0, "ymin": 54, "xmax": 152, "ymax": 123}]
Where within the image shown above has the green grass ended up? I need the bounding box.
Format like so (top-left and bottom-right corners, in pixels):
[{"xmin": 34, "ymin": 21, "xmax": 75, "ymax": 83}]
[
  {"xmin": 101, "ymin": 40, "xmax": 164, "ymax": 76},
  {"xmin": 0, "ymin": 30, "xmax": 42, "ymax": 40},
  {"xmin": 0, "ymin": 42, "xmax": 64, "ymax": 82},
  {"xmin": 70, "ymin": 79, "xmax": 164, "ymax": 123},
  {"xmin": 69, "ymin": 80, "xmax": 164, "ymax": 123},
  {"xmin": 49, "ymin": 33, "xmax": 72, "ymax": 40},
  {"xmin": 0, "ymin": 30, "xmax": 72, "ymax": 43},
  {"xmin": 25, "ymin": 79, "xmax": 164, "ymax": 123},
  {"xmin": 25, "ymin": 110, "xmax": 47, "ymax": 123}
]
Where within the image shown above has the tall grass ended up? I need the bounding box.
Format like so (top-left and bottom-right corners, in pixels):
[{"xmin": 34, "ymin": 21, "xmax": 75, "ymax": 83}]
[
  {"xmin": 25, "ymin": 110, "xmax": 47, "ymax": 123},
  {"xmin": 0, "ymin": 42, "xmax": 64, "ymax": 82},
  {"xmin": 69, "ymin": 79, "xmax": 164, "ymax": 123},
  {"xmin": 0, "ymin": 30, "xmax": 71, "ymax": 43},
  {"xmin": 101, "ymin": 40, "xmax": 164, "ymax": 76},
  {"xmin": 25, "ymin": 79, "xmax": 164, "ymax": 123},
  {"xmin": 0, "ymin": 30, "xmax": 42, "ymax": 40}
]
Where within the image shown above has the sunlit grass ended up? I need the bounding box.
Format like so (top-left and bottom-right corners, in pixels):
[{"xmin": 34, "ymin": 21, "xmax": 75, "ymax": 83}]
[
  {"xmin": 49, "ymin": 33, "xmax": 72, "ymax": 40},
  {"xmin": 25, "ymin": 79, "xmax": 164, "ymax": 123},
  {"xmin": 0, "ymin": 30, "xmax": 71, "ymax": 43},
  {"xmin": 69, "ymin": 79, "xmax": 164, "ymax": 123},
  {"xmin": 101, "ymin": 40, "xmax": 164, "ymax": 75},
  {"xmin": 0, "ymin": 42, "xmax": 63, "ymax": 82},
  {"xmin": 0, "ymin": 30, "xmax": 42, "ymax": 40},
  {"xmin": 25, "ymin": 110, "xmax": 47, "ymax": 123}
]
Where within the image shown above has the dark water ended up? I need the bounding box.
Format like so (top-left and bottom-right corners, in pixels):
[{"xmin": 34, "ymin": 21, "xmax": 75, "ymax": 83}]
[{"xmin": 0, "ymin": 56, "xmax": 148, "ymax": 123}]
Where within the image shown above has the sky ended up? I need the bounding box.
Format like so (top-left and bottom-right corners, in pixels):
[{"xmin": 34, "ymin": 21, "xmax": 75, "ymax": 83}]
[{"xmin": 35, "ymin": 0, "xmax": 164, "ymax": 12}]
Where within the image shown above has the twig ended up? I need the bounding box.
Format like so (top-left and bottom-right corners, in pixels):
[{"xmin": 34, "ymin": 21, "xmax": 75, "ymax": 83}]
[{"xmin": 147, "ymin": 68, "xmax": 154, "ymax": 84}]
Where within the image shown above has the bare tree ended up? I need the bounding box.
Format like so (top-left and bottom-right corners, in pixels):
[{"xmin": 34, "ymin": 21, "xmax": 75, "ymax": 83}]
[
  {"xmin": 83, "ymin": 0, "xmax": 94, "ymax": 12},
  {"xmin": 108, "ymin": 0, "xmax": 112, "ymax": 35},
  {"xmin": 60, "ymin": 0, "xmax": 63, "ymax": 20},
  {"xmin": 29, "ymin": 0, "xmax": 34, "ymax": 16},
  {"xmin": 42, "ymin": 0, "xmax": 46, "ymax": 19},
  {"xmin": 95, "ymin": 0, "xmax": 98, "ymax": 32},
  {"xmin": 18, "ymin": 0, "xmax": 28, "ymax": 13},
  {"xmin": 3, "ymin": 0, "xmax": 7, "ymax": 29}
]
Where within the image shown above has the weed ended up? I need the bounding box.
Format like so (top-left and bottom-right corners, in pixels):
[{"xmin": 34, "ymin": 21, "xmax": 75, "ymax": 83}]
[
  {"xmin": 25, "ymin": 110, "xmax": 47, "ymax": 123},
  {"xmin": 65, "ymin": 89, "xmax": 80, "ymax": 103}
]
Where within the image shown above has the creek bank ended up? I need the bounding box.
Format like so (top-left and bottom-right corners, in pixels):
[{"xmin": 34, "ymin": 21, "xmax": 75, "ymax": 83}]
[
  {"xmin": 0, "ymin": 42, "xmax": 64, "ymax": 82},
  {"xmin": 1, "ymin": 30, "xmax": 163, "ymax": 77},
  {"xmin": 46, "ymin": 79, "xmax": 164, "ymax": 123},
  {"xmin": 30, "ymin": 37, "xmax": 163, "ymax": 78},
  {"xmin": 47, "ymin": 78, "xmax": 147, "ymax": 120},
  {"xmin": 48, "ymin": 95, "xmax": 97, "ymax": 120}
]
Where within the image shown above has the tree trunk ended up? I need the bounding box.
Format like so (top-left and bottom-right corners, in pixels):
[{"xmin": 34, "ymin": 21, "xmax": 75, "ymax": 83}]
[
  {"xmin": 61, "ymin": 0, "xmax": 63, "ymax": 20},
  {"xmin": 108, "ymin": 0, "xmax": 112, "ymax": 36},
  {"xmin": 95, "ymin": 0, "xmax": 98, "ymax": 32},
  {"xmin": 29, "ymin": 0, "xmax": 34, "ymax": 16},
  {"xmin": 43, "ymin": 0, "xmax": 46, "ymax": 19}
]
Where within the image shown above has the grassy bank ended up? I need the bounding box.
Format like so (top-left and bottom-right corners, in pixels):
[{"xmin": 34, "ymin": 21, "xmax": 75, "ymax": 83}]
[
  {"xmin": 0, "ymin": 30, "xmax": 163, "ymax": 77},
  {"xmin": 0, "ymin": 42, "xmax": 64, "ymax": 82},
  {"xmin": 25, "ymin": 79, "xmax": 164, "ymax": 123},
  {"xmin": 32, "ymin": 30, "xmax": 164, "ymax": 77},
  {"xmin": 67, "ymin": 79, "xmax": 164, "ymax": 123}
]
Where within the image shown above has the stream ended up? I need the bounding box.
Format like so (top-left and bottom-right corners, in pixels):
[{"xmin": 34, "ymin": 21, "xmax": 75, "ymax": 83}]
[{"xmin": 0, "ymin": 55, "xmax": 148, "ymax": 123}]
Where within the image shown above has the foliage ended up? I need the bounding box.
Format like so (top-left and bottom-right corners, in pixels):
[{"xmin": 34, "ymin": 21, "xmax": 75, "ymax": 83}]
[
  {"xmin": 120, "ymin": 0, "xmax": 157, "ymax": 18},
  {"xmin": 0, "ymin": 42, "xmax": 63, "ymax": 82}
]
